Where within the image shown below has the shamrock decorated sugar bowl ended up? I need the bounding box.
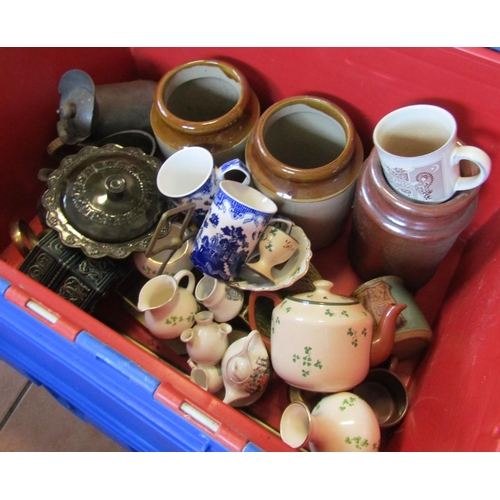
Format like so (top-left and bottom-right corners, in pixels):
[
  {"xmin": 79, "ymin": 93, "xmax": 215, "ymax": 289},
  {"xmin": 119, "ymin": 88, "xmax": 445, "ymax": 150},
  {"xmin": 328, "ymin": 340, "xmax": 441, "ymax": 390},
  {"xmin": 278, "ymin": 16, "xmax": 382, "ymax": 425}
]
[{"xmin": 266, "ymin": 280, "xmax": 406, "ymax": 393}]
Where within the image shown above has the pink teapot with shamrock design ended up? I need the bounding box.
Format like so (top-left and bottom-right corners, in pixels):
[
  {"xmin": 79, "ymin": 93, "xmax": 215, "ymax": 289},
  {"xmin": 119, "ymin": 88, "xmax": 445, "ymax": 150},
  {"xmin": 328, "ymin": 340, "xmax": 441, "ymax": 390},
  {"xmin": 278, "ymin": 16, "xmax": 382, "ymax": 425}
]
[{"xmin": 257, "ymin": 280, "xmax": 406, "ymax": 393}]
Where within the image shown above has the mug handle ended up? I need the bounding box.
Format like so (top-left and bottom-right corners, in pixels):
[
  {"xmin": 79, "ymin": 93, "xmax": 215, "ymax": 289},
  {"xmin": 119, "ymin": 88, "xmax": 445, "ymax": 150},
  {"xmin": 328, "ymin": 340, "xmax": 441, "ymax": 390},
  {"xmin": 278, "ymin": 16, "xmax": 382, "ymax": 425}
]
[
  {"xmin": 453, "ymin": 145, "xmax": 491, "ymax": 191},
  {"xmin": 217, "ymin": 158, "xmax": 251, "ymax": 186}
]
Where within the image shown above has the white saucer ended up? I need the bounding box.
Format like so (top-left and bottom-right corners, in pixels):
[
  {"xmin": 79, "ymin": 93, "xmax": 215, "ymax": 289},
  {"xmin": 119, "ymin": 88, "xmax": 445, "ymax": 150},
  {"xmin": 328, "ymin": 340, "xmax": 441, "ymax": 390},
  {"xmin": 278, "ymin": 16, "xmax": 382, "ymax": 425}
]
[{"xmin": 232, "ymin": 224, "xmax": 312, "ymax": 292}]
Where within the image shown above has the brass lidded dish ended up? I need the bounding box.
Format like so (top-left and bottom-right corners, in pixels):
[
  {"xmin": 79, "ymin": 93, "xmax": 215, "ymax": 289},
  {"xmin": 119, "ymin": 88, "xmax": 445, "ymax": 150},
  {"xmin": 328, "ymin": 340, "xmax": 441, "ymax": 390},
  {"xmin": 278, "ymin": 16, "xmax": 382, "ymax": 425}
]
[{"xmin": 42, "ymin": 144, "xmax": 168, "ymax": 259}]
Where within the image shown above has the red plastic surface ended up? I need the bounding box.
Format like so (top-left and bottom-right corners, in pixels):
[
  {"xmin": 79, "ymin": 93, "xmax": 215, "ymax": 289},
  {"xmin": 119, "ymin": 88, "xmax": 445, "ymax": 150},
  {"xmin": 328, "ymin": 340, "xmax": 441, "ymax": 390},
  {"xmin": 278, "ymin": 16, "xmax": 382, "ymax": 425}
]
[{"xmin": 1, "ymin": 47, "xmax": 500, "ymax": 451}]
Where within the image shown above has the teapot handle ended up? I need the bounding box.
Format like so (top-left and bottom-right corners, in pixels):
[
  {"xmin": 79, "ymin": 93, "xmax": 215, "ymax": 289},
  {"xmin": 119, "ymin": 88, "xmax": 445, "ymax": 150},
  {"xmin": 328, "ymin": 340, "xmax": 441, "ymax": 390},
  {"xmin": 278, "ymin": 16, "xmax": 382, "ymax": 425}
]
[
  {"xmin": 173, "ymin": 269, "xmax": 196, "ymax": 294},
  {"xmin": 248, "ymin": 290, "xmax": 282, "ymax": 344}
]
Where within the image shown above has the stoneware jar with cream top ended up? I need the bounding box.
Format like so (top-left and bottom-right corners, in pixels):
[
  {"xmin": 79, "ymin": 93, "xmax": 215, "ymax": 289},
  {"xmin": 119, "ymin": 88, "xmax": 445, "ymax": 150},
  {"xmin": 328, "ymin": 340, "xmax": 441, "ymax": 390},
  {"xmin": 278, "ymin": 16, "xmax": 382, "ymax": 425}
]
[{"xmin": 245, "ymin": 96, "xmax": 364, "ymax": 250}]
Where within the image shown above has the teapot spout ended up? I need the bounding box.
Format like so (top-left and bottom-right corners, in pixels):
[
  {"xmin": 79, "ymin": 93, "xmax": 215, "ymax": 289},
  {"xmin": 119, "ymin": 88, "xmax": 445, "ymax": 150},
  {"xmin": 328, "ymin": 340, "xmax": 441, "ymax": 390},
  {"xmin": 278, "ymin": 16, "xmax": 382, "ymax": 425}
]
[{"xmin": 370, "ymin": 303, "xmax": 407, "ymax": 367}]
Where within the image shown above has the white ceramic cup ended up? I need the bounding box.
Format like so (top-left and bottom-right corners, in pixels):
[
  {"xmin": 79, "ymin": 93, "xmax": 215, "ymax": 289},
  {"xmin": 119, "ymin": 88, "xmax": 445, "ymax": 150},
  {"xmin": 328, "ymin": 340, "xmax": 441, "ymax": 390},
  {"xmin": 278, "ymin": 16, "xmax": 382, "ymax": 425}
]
[
  {"xmin": 373, "ymin": 104, "xmax": 491, "ymax": 203},
  {"xmin": 156, "ymin": 146, "xmax": 251, "ymax": 226},
  {"xmin": 190, "ymin": 180, "xmax": 278, "ymax": 282}
]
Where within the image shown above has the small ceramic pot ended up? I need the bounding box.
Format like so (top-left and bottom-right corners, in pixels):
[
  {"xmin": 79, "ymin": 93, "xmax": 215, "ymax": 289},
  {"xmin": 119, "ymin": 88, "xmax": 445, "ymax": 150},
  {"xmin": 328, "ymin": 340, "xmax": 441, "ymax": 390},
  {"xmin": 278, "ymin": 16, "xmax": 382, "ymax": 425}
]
[
  {"xmin": 245, "ymin": 95, "xmax": 364, "ymax": 250},
  {"xmin": 348, "ymin": 147, "xmax": 480, "ymax": 291},
  {"xmin": 195, "ymin": 275, "xmax": 244, "ymax": 322},
  {"xmin": 280, "ymin": 392, "xmax": 380, "ymax": 452},
  {"xmin": 151, "ymin": 59, "xmax": 260, "ymax": 166},
  {"xmin": 180, "ymin": 310, "xmax": 232, "ymax": 366}
]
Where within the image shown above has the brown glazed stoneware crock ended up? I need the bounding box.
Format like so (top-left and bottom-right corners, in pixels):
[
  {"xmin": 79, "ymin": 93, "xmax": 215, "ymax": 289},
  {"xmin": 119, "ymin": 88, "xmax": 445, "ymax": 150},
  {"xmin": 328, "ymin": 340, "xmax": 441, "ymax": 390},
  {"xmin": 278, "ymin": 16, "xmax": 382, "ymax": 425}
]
[
  {"xmin": 348, "ymin": 147, "xmax": 480, "ymax": 291},
  {"xmin": 151, "ymin": 59, "xmax": 260, "ymax": 165}
]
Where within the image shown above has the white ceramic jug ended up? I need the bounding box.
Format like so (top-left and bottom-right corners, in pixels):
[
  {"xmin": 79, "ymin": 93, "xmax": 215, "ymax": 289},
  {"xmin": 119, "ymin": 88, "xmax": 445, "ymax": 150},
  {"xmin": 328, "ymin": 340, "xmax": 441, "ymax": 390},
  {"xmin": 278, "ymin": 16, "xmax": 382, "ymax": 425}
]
[{"xmin": 137, "ymin": 269, "xmax": 199, "ymax": 339}]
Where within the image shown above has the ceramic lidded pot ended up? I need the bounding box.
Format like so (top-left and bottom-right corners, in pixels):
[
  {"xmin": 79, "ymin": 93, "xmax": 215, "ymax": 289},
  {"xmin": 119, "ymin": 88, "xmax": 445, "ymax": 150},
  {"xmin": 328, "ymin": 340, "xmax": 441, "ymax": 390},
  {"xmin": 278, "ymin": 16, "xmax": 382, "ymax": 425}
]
[
  {"xmin": 245, "ymin": 96, "xmax": 364, "ymax": 250},
  {"xmin": 267, "ymin": 280, "xmax": 406, "ymax": 393},
  {"xmin": 151, "ymin": 59, "xmax": 260, "ymax": 166},
  {"xmin": 221, "ymin": 330, "xmax": 271, "ymax": 407},
  {"xmin": 348, "ymin": 147, "xmax": 480, "ymax": 291}
]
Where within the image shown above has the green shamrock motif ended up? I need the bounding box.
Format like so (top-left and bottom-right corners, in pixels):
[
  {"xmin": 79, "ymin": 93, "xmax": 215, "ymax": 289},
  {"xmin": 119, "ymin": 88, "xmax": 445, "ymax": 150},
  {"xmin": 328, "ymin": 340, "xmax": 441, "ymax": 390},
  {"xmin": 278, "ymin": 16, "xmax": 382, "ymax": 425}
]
[
  {"xmin": 165, "ymin": 315, "xmax": 182, "ymax": 326},
  {"xmin": 292, "ymin": 346, "xmax": 323, "ymax": 378},
  {"xmin": 265, "ymin": 241, "xmax": 273, "ymax": 252},
  {"xmin": 341, "ymin": 310, "xmax": 349, "ymax": 317},
  {"xmin": 141, "ymin": 265, "xmax": 156, "ymax": 276},
  {"xmin": 325, "ymin": 308, "xmax": 334, "ymax": 317},
  {"xmin": 339, "ymin": 396, "xmax": 357, "ymax": 411},
  {"xmin": 347, "ymin": 327, "xmax": 366, "ymax": 347},
  {"xmin": 345, "ymin": 436, "xmax": 370, "ymax": 450},
  {"xmin": 286, "ymin": 306, "xmax": 292, "ymax": 313}
]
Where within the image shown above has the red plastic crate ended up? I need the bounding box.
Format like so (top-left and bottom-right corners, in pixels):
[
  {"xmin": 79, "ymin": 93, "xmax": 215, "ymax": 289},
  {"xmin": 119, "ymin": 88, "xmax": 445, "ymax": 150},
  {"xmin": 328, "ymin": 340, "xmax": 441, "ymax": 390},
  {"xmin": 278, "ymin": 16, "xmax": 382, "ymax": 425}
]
[{"xmin": 1, "ymin": 47, "xmax": 499, "ymax": 451}]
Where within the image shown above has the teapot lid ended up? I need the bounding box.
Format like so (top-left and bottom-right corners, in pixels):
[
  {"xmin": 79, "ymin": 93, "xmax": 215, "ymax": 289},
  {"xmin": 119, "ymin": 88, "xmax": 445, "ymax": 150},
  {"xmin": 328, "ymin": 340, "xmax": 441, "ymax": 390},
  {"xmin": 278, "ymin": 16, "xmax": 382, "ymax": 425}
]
[{"xmin": 290, "ymin": 280, "xmax": 357, "ymax": 305}]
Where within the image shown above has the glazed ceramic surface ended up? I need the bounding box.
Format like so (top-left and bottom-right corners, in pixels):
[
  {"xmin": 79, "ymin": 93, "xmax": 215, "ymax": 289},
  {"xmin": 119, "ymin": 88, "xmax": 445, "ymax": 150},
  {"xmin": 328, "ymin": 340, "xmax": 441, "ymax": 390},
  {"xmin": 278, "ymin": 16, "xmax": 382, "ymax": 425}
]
[
  {"xmin": 157, "ymin": 147, "xmax": 251, "ymax": 227},
  {"xmin": 348, "ymin": 147, "xmax": 479, "ymax": 290},
  {"xmin": 187, "ymin": 359, "xmax": 224, "ymax": 394},
  {"xmin": 232, "ymin": 223, "xmax": 312, "ymax": 291},
  {"xmin": 190, "ymin": 180, "xmax": 277, "ymax": 282},
  {"xmin": 180, "ymin": 310, "xmax": 232, "ymax": 366},
  {"xmin": 374, "ymin": 104, "xmax": 491, "ymax": 203},
  {"xmin": 269, "ymin": 280, "xmax": 404, "ymax": 392},
  {"xmin": 136, "ymin": 269, "xmax": 199, "ymax": 339},
  {"xmin": 245, "ymin": 223, "xmax": 299, "ymax": 283},
  {"xmin": 221, "ymin": 330, "xmax": 270, "ymax": 407},
  {"xmin": 151, "ymin": 59, "xmax": 260, "ymax": 166},
  {"xmin": 245, "ymin": 96, "xmax": 364, "ymax": 250},
  {"xmin": 280, "ymin": 392, "xmax": 380, "ymax": 452},
  {"xmin": 195, "ymin": 275, "xmax": 244, "ymax": 323},
  {"xmin": 352, "ymin": 275, "xmax": 432, "ymax": 360}
]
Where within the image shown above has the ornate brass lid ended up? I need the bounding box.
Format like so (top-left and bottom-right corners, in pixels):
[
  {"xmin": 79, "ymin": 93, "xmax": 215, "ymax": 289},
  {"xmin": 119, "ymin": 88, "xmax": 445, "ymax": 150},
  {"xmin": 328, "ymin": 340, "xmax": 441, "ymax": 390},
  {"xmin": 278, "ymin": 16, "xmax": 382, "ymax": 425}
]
[{"xmin": 42, "ymin": 144, "xmax": 168, "ymax": 259}]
